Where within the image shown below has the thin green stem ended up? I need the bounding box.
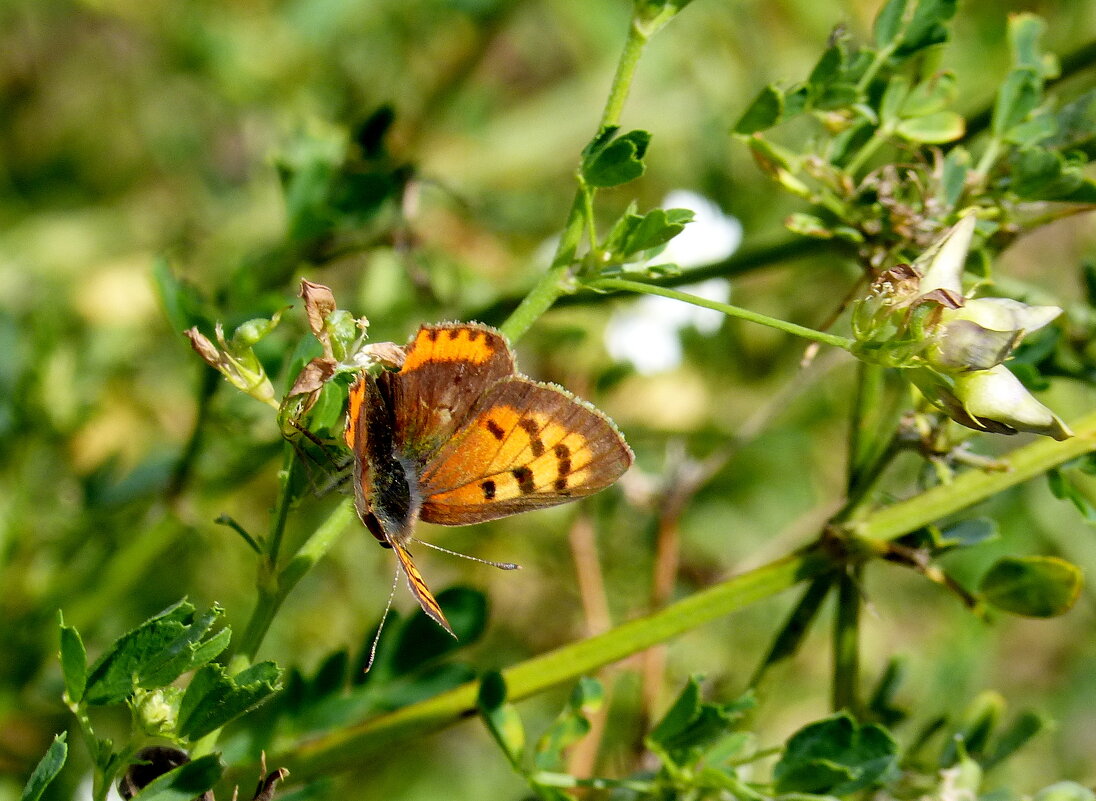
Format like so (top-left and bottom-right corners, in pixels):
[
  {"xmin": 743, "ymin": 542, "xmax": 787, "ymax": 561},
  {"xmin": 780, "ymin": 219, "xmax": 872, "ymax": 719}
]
[
  {"xmin": 231, "ymin": 498, "xmax": 356, "ymax": 669},
  {"xmin": 499, "ymin": 12, "xmax": 652, "ymax": 342},
  {"xmin": 855, "ymin": 43, "xmax": 896, "ymax": 93},
  {"xmin": 265, "ymin": 442, "xmax": 299, "ymax": 567},
  {"xmin": 588, "ymin": 278, "xmax": 856, "ymax": 351},
  {"xmin": 599, "ymin": 20, "xmax": 647, "ymax": 129},
  {"xmin": 844, "ymin": 129, "xmax": 889, "ymax": 177},
  {"xmin": 832, "ymin": 568, "xmax": 861, "ymax": 712}
]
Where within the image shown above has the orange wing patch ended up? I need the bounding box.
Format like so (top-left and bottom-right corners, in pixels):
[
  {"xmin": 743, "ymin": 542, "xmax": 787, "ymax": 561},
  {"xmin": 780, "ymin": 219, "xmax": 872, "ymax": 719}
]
[
  {"xmin": 344, "ymin": 373, "xmax": 368, "ymax": 450},
  {"xmin": 400, "ymin": 324, "xmax": 499, "ymax": 373}
]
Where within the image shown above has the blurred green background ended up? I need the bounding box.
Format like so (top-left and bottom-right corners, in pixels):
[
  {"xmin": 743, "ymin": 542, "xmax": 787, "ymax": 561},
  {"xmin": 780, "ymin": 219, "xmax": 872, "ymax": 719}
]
[{"xmin": 2, "ymin": 0, "xmax": 1096, "ymax": 798}]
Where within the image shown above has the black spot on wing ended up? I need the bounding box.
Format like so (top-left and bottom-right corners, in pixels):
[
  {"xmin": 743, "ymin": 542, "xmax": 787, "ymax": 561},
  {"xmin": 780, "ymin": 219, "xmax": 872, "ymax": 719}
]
[
  {"xmin": 481, "ymin": 479, "xmax": 496, "ymax": 500},
  {"xmin": 518, "ymin": 418, "xmax": 544, "ymax": 457},
  {"xmin": 512, "ymin": 466, "xmax": 535, "ymax": 495}
]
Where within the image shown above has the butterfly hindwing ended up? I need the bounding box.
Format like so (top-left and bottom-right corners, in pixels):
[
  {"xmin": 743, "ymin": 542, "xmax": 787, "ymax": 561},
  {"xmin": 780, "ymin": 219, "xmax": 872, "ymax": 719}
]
[{"xmin": 418, "ymin": 377, "xmax": 633, "ymax": 525}]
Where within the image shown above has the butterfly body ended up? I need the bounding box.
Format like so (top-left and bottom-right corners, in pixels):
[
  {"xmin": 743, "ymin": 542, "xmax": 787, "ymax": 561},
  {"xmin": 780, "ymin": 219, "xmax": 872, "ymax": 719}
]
[{"xmin": 344, "ymin": 322, "xmax": 633, "ymax": 634}]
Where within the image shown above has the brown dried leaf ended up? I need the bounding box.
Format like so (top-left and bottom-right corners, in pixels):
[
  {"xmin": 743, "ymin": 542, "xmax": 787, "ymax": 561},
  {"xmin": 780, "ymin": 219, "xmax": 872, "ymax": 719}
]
[
  {"xmin": 299, "ymin": 280, "xmax": 337, "ymax": 359},
  {"xmin": 363, "ymin": 341, "xmax": 406, "ymax": 369},
  {"xmin": 185, "ymin": 327, "xmax": 223, "ymax": 366},
  {"xmin": 287, "ymin": 357, "xmax": 337, "ymax": 398}
]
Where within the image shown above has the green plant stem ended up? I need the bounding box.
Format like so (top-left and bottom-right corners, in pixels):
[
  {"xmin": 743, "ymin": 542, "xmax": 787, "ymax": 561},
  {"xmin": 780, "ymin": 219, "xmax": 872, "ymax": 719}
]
[
  {"xmin": 258, "ymin": 546, "xmax": 832, "ymax": 782},
  {"xmin": 855, "ymin": 410, "xmax": 1096, "ymax": 542},
  {"xmin": 474, "ymin": 237, "xmax": 841, "ymax": 325},
  {"xmin": 499, "ymin": 13, "xmax": 651, "ymax": 342},
  {"xmin": 242, "ymin": 411, "xmax": 1096, "ymax": 782},
  {"xmin": 599, "ymin": 18, "xmax": 647, "ymax": 129},
  {"xmin": 832, "ymin": 568, "xmax": 861, "ymax": 712},
  {"xmin": 265, "ymin": 443, "xmax": 299, "ymax": 567},
  {"xmin": 232, "ymin": 499, "xmax": 356, "ymax": 668},
  {"xmin": 588, "ymin": 278, "xmax": 856, "ymax": 351}
]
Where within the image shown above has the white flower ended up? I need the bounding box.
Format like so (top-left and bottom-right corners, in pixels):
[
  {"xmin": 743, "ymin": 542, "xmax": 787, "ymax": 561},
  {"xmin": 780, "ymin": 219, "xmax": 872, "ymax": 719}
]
[{"xmin": 854, "ymin": 214, "xmax": 1071, "ymax": 440}]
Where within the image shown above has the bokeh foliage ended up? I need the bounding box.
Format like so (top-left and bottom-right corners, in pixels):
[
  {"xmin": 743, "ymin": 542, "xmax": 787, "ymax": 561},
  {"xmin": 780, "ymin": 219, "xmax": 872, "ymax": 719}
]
[{"xmin": 3, "ymin": 0, "xmax": 1096, "ymax": 799}]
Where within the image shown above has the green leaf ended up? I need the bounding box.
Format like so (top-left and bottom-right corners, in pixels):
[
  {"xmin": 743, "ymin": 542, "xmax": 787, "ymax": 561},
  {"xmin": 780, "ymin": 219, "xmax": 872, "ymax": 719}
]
[
  {"xmin": 1047, "ymin": 89, "xmax": 1096, "ymax": 152},
  {"xmin": 773, "ymin": 713, "xmax": 899, "ymax": 795},
  {"xmin": 734, "ymin": 86, "xmax": 784, "ymax": 134},
  {"xmin": 581, "ymin": 129, "xmax": 651, "ymax": 187},
  {"xmin": 984, "ymin": 710, "xmax": 1049, "ymax": 769},
  {"xmin": 980, "ymin": 556, "xmax": 1082, "ymax": 617},
  {"xmin": 391, "ymin": 587, "xmax": 487, "ymax": 673},
  {"xmin": 129, "ymin": 754, "xmax": 224, "ymax": 801},
  {"xmin": 993, "ymin": 69, "xmax": 1042, "ymax": 139},
  {"xmin": 19, "ymin": 734, "xmax": 67, "ymax": 801},
  {"xmin": 617, "ymin": 208, "xmax": 694, "ymax": 257},
  {"xmin": 808, "ymin": 44, "xmax": 845, "ymax": 88},
  {"xmin": 866, "ymin": 657, "xmax": 908, "ymax": 727},
  {"xmin": 940, "ymin": 147, "xmax": 970, "ymax": 208},
  {"xmin": 1048, "ymin": 468, "xmax": 1096, "ymax": 523},
  {"xmin": 151, "ymin": 259, "xmax": 210, "ymax": 334},
  {"xmin": 895, "ymin": 0, "xmax": 957, "ymax": 56},
  {"xmin": 936, "ymin": 518, "xmax": 999, "ymax": 549},
  {"xmin": 1004, "ymin": 113, "xmax": 1057, "ymax": 147},
  {"xmin": 941, "ymin": 690, "xmax": 1003, "ymax": 764},
  {"xmin": 139, "ymin": 605, "xmax": 231, "ymax": 689},
  {"xmin": 1008, "ymin": 13, "xmax": 1051, "ymax": 73},
  {"xmin": 873, "ymin": 0, "xmax": 908, "ymax": 48},
  {"xmin": 900, "ymin": 72, "xmax": 956, "ymax": 117},
  {"xmin": 534, "ymin": 677, "xmax": 604, "ymax": 770},
  {"xmin": 177, "ymin": 661, "xmax": 282, "ymax": 741},
  {"xmin": 85, "ymin": 600, "xmax": 195, "ymax": 704},
  {"xmin": 785, "ymin": 213, "xmax": 833, "ymax": 239},
  {"xmin": 477, "ymin": 672, "xmax": 526, "ymax": 767},
  {"xmin": 879, "ymin": 76, "xmax": 910, "ymax": 124},
  {"xmin": 1035, "ymin": 782, "xmax": 1096, "ymax": 801},
  {"xmin": 646, "ymin": 677, "xmax": 754, "ymax": 763},
  {"xmin": 895, "ymin": 111, "xmax": 964, "ymax": 143},
  {"xmin": 58, "ymin": 613, "xmax": 87, "ymax": 704}
]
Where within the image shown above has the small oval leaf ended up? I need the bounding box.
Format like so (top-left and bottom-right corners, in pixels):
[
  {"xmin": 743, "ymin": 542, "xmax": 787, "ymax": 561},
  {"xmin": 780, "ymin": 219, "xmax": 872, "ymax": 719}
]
[{"xmin": 980, "ymin": 556, "xmax": 1082, "ymax": 617}]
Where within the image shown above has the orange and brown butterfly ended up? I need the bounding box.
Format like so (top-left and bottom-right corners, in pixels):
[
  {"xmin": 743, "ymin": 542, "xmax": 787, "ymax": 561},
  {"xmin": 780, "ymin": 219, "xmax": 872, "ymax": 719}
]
[{"xmin": 343, "ymin": 321, "xmax": 633, "ymax": 635}]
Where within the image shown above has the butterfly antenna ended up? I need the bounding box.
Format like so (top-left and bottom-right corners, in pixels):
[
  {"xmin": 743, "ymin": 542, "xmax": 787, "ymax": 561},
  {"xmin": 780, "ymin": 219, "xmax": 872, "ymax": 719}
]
[
  {"xmin": 411, "ymin": 538, "xmax": 521, "ymax": 571},
  {"xmin": 363, "ymin": 564, "xmax": 401, "ymax": 673}
]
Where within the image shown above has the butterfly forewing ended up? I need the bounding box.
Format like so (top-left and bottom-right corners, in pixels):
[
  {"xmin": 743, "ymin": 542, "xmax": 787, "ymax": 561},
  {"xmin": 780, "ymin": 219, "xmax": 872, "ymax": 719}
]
[
  {"xmin": 384, "ymin": 323, "xmax": 515, "ymax": 464},
  {"xmin": 418, "ymin": 378, "xmax": 633, "ymax": 525}
]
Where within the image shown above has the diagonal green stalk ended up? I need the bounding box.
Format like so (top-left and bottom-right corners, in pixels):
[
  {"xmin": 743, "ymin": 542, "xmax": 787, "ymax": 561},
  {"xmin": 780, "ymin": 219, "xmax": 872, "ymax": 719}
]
[
  {"xmin": 854, "ymin": 410, "xmax": 1096, "ymax": 541},
  {"xmin": 239, "ymin": 411, "xmax": 1096, "ymax": 783},
  {"xmin": 256, "ymin": 547, "xmax": 831, "ymax": 783},
  {"xmin": 588, "ymin": 278, "xmax": 856, "ymax": 350}
]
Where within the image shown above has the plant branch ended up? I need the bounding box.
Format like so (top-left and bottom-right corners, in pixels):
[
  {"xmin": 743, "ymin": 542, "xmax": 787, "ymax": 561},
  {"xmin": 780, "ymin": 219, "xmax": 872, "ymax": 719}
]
[
  {"xmin": 242, "ymin": 411, "xmax": 1096, "ymax": 782},
  {"xmin": 854, "ymin": 410, "xmax": 1096, "ymax": 542},
  {"xmin": 832, "ymin": 568, "xmax": 861, "ymax": 713},
  {"xmin": 587, "ymin": 278, "xmax": 856, "ymax": 350},
  {"xmin": 474, "ymin": 237, "xmax": 843, "ymax": 325},
  {"xmin": 258, "ymin": 545, "xmax": 832, "ymax": 782},
  {"xmin": 499, "ymin": 10, "xmax": 655, "ymax": 342}
]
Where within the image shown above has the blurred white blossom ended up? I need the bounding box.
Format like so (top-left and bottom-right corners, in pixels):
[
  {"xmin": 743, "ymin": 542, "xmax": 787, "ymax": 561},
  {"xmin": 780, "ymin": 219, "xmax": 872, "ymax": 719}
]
[{"xmin": 605, "ymin": 191, "xmax": 740, "ymax": 373}]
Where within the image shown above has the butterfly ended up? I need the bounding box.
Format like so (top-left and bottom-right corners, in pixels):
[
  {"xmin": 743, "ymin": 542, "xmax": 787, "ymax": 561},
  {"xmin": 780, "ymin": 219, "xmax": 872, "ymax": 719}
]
[{"xmin": 344, "ymin": 322, "xmax": 634, "ymax": 636}]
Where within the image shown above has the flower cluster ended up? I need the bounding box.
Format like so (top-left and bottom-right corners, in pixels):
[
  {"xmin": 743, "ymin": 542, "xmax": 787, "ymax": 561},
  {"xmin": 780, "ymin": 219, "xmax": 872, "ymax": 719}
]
[{"xmin": 852, "ymin": 215, "xmax": 1071, "ymax": 440}]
